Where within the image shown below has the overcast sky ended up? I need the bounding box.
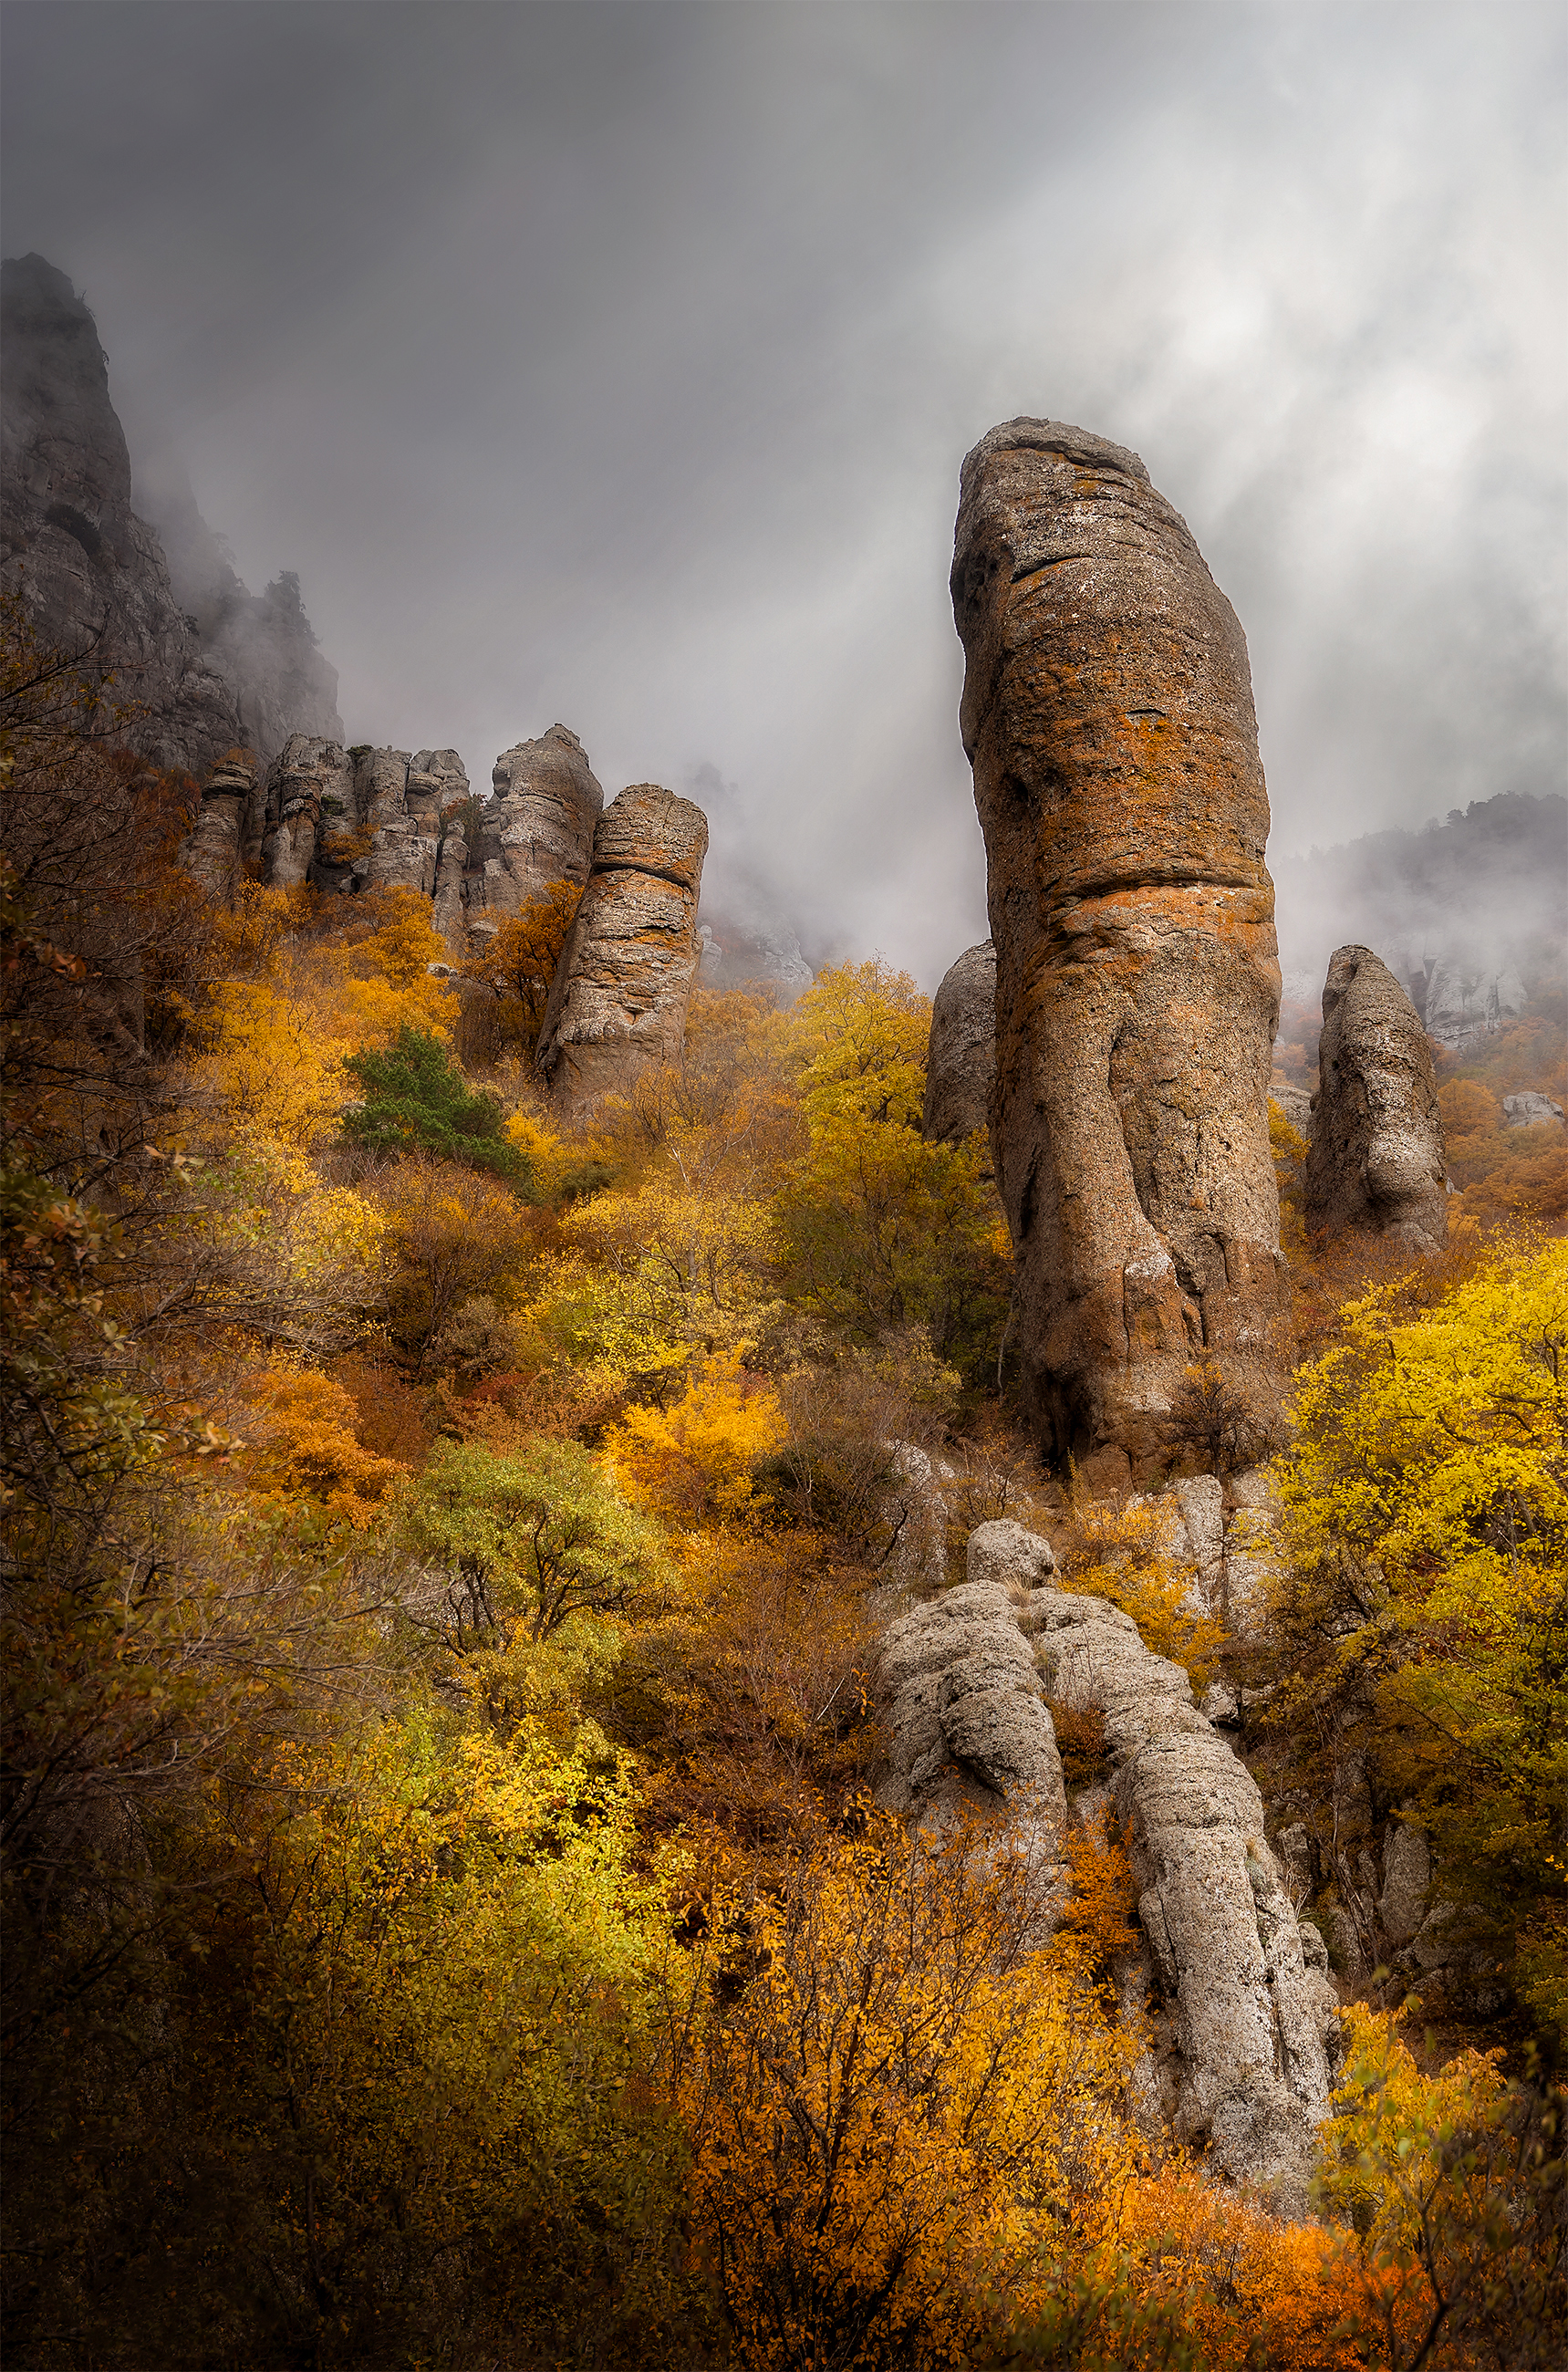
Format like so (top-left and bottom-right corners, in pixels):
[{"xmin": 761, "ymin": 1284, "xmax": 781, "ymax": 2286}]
[{"xmin": 4, "ymin": 0, "xmax": 1564, "ymax": 982}]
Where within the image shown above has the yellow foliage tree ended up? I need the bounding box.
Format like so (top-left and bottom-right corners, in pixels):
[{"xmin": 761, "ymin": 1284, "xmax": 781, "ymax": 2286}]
[
  {"xmin": 242, "ymin": 1357, "xmax": 406, "ymax": 1527},
  {"xmin": 462, "ymin": 879, "xmax": 582, "ymax": 1052},
  {"xmin": 667, "ymin": 1810, "xmax": 1141, "ymax": 2371},
  {"xmin": 609, "ymin": 1346, "xmax": 787, "ymax": 1524}
]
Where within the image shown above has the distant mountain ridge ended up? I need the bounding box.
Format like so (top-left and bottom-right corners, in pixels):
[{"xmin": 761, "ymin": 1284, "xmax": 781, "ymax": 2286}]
[
  {"xmin": 0, "ymin": 252, "xmax": 340, "ymax": 774},
  {"xmin": 1274, "ymin": 791, "xmax": 1566, "ymax": 1043}
]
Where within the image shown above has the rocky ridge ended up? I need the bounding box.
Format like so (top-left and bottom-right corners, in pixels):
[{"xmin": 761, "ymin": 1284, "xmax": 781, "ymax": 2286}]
[
  {"xmin": 1, "ymin": 254, "xmax": 338, "ymax": 774},
  {"xmin": 950, "ymin": 417, "xmax": 1291, "ymax": 1485}
]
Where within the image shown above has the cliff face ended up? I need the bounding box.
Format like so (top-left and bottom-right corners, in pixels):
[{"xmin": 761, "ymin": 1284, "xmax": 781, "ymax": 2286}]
[
  {"xmin": 0, "ymin": 253, "xmax": 340, "ymax": 773},
  {"xmin": 951, "ymin": 418, "xmax": 1290, "ymax": 1481},
  {"xmin": 1, "ymin": 254, "xmax": 241, "ymax": 775}
]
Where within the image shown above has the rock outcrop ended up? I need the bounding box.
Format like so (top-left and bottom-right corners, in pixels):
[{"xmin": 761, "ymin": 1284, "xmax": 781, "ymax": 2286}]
[
  {"xmin": 1503, "ymin": 1091, "xmax": 1565, "ymax": 1129},
  {"xmin": 877, "ymin": 1575, "xmax": 1067, "ymax": 1844},
  {"xmin": 468, "ymin": 727, "xmax": 603, "ymax": 935},
  {"xmin": 950, "ymin": 419, "xmax": 1290, "ymax": 1481},
  {"xmin": 1303, "ymin": 946, "xmax": 1448, "ymax": 1252},
  {"xmin": 1, "ymin": 253, "xmax": 242, "ymax": 775},
  {"xmin": 536, "ymin": 785, "xmax": 709, "ymax": 1115},
  {"xmin": 878, "ymin": 1520, "xmax": 1339, "ymax": 2196},
  {"xmin": 922, "ymin": 940, "xmax": 996, "ymax": 1145},
  {"xmin": 2, "ymin": 254, "xmax": 339, "ymax": 775}
]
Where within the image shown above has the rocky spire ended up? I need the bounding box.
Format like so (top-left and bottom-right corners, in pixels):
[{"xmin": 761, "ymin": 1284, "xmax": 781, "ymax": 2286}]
[
  {"xmin": 950, "ymin": 418, "xmax": 1290, "ymax": 1483},
  {"xmin": 1304, "ymin": 945, "xmax": 1449, "ymax": 1250},
  {"xmin": 536, "ymin": 783, "xmax": 709, "ymax": 1115}
]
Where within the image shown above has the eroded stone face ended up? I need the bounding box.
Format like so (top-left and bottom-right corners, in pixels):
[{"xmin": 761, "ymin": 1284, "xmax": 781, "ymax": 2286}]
[
  {"xmin": 1304, "ymin": 945, "xmax": 1449, "ymax": 1251},
  {"xmin": 475, "ymin": 725, "xmax": 604, "ymax": 929},
  {"xmin": 535, "ymin": 783, "xmax": 709, "ymax": 1114},
  {"xmin": 950, "ymin": 418, "xmax": 1290, "ymax": 1476},
  {"xmin": 922, "ymin": 940, "xmax": 996, "ymax": 1146}
]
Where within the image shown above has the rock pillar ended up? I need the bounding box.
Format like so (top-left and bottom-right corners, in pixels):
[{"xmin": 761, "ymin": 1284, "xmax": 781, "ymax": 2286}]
[
  {"xmin": 1303, "ymin": 945, "xmax": 1449, "ymax": 1250},
  {"xmin": 950, "ymin": 418, "xmax": 1289, "ymax": 1478},
  {"xmin": 536, "ymin": 784, "xmax": 708, "ymax": 1116}
]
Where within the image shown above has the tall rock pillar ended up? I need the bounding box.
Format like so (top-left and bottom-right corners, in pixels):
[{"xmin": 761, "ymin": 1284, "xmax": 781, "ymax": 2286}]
[
  {"xmin": 536, "ymin": 784, "xmax": 708, "ymax": 1116},
  {"xmin": 950, "ymin": 419, "xmax": 1290, "ymax": 1478}
]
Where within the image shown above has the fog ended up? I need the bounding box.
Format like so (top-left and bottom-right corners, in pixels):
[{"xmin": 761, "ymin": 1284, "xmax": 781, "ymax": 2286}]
[{"xmin": 3, "ymin": 1, "xmax": 1563, "ymax": 983}]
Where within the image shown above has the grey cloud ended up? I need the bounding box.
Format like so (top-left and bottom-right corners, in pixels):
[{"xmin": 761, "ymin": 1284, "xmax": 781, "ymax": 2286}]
[{"xmin": 3, "ymin": 0, "xmax": 1563, "ymax": 984}]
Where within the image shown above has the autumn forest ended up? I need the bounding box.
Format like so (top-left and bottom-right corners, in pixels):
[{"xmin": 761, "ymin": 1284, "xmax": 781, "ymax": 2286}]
[{"xmin": 3, "ymin": 601, "xmax": 1566, "ymax": 2371}]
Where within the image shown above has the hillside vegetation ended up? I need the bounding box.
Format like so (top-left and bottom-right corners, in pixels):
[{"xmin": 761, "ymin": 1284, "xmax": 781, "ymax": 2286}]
[{"xmin": 3, "ymin": 610, "xmax": 1563, "ymax": 2368}]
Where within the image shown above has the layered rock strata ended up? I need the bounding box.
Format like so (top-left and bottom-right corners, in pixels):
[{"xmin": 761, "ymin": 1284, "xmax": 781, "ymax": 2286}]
[
  {"xmin": 536, "ymin": 785, "xmax": 709, "ymax": 1114},
  {"xmin": 470, "ymin": 727, "xmax": 604, "ymax": 935},
  {"xmin": 950, "ymin": 419, "xmax": 1290, "ymax": 1478},
  {"xmin": 180, "ymin": 754, "xmax": 257, "ymax": 900},
  {"xmin": 878, "ymin": 1517, "xmax": 1338, "ymax": 2195},
  {"xmin": 921, "ymin": 940, "xmax": 996, "ymax": 1145},
  {"xmin": 1303, "ymin": 946, "xmax": 1448, "ymax": 1251}
]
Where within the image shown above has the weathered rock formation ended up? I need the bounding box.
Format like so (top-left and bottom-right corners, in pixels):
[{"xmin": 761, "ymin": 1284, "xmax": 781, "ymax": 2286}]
[
  {"xmin": 950, "ymin": 419, "xmax": 1290, "ymax": 1481},
  {"xmin": 877, "ymin": 1575, "xmax": 1067, "ymax": 1845},
  {"xmin": 180, "ymin": 754, "xmax": 258, "ymax": 901},
  {"xmin": 1503, "ymin": 1091, "xmax": 1565, "ymax": 1129},
  {"xmin": 536, "ymin": 785, "xmax": 709, "ymax": 1114},
  {"xmin": 465, "ymin": 727, "xmax": 604, "ymax": 937},
  {"xmin": 1, "ymin": 254, "xmax": 241, "ymax": 775},
  {"xmin": 878, "ymin": 1519, "xmax": 1340, "ymax": 2196},
  {"xmin": 1303, "ymin": 946, "xmax": 1448, "ymax": 1251},
  {"xmin": 1, "ymin": 254, "xmax": 339, "ymax": 774},
  {"xmin": 922, "ymin": 940, "xmax": 996, "ymax": 1145}
]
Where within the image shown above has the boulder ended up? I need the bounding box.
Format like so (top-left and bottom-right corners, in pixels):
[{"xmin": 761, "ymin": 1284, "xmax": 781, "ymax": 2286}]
[
  {"xmin": 922, "ymin": 940, "xmax": 996, "ymax": 1145},
  {"xmin": 950, "ymin": 419, "xmax": 1290, "ymax": 1481},
  {"xmin": 535, "ymin": 784, "xmax": 709, "ymax": 1115},
  {"xmin": 476, "ymin": 725, "xmax": 604, "ymax": 926},
  {"xmin": 1503, "ymin": 1091, "xmax": 1565, "ymax": 1129},
  {"xmin": 966, "ymin": 1517, "xmax": 1055, "ymax": 1591},
  {"xmin": 1304, "ymin": 945, "xmax": 1448, "ymax": 1251}
]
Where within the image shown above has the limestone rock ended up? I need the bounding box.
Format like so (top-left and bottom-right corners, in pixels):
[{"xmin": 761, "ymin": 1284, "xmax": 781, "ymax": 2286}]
[
  {"xmin": 1379, "ymin": 1819, "xmax": 1431, "ymax": 1951},
  {"xmin": 1304, "ymin": 946, "xmax": 1448, "ymax": 1251},
  {"xmin": 261, "ymin": 735, "xmax": 356, "ymax": 890},
  {"xmin": 473, "ymin": 726, "xmax": 603, "ymax": 931},
  {"xmin": 535, "ymin": 784, "xmax": 708, "ymax": 1115},
  {"xmin": 1503, "ymin": 1091, "xmax": 1565, "ymax": 1129},
  {"xmin": 180, "ymin": 755, "xmax": 256, "ymax": 899},
  {"xmin": 877, "ymin": 1578, "xmax": 1067, "ymax": 1841},
  {"xmin": 984, "ymin": 1523, "xmax": 1335, "ymax": 2194},
  {"xmin": 2, "ymin": 254, "xmax": 339, "ymax": 775},
  {"xmin": 1270, "ymin": 1078, "xmax": 1314, "ymax": 1138},
  {"xmin": 966, "ymin": 1517, "xmax": 1055, "ymax": 1591},
  {"xmin": 1, "ymin": 254, "xmax": 241, "ymax": 776},
  {"xmin": 1421, "ymin": 953, "xmax": 1528, "ymax": 1048},
  {"xmin": 950, "ymin": 419, "xmax": 1290, "ymax": 1480},
  {"xmin": 695, "ymin": 915, "xmax": 815, "ymax": 1002},
  {"xmin": 922, "ymin": 940, "xmax": 996, "ymax": 1145}
]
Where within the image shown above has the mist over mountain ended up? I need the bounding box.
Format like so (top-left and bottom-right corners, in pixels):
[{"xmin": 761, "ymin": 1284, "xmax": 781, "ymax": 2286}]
[
  {"xmin": 1274, "ymin": 792, "xmax": 1566, "ymax": 1039},
  {"xmin": 1, "ymin": 252, "xmax": 339, "ymax": 773}
]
